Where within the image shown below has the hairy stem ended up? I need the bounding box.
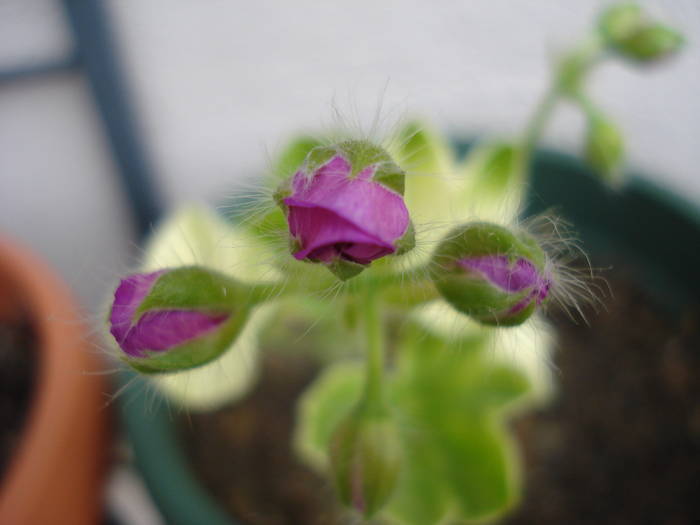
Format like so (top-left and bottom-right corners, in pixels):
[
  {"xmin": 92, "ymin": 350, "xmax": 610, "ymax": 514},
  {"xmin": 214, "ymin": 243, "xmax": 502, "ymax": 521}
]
[{"xmin": 361, "ymin": 284, "xmax": 385, "ymax": 409}]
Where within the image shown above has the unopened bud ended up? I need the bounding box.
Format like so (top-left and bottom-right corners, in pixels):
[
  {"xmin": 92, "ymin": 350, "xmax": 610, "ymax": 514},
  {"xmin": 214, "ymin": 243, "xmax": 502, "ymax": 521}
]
[
  {"xmin": 599, "ymin": 4, "xmax": 684, "ymax": 62},
  {"xmin": 584, "ymin": 114, "xmax": 625, "ymax": 183},
  {"xmin": 109, "ymin": 266, "xmax": 250, "ymax": 373},
  {"xmin": 275, "ymin": 140, "xmax": 414, "ymax": 280},
  {"xmin": 431, "ymin": 222, "xmax": 552, "ymax": 326},
  {"xmin": 329, "ymin": 409, "xmax": 401, "ymax": 517}
]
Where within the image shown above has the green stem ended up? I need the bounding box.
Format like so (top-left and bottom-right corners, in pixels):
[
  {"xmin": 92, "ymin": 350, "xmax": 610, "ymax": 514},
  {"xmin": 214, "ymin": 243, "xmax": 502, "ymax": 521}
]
[
  {"xmin": 520, "ymin": 83, "xmax": 560, "ymax": 165},
  {"xmin": 519, "ymin": 32, "xmax": 606, "ymax": 172},
  {"xmin": 573, "ymin": 90, "xmax": 599, "ymax": 120},
  {"xmin": 361, "ymin": 284, "xmax": 385, "ymax": 409},
  {"xmin": 248, "ymin": 266, "xmax": 437, "ymax": 307}
]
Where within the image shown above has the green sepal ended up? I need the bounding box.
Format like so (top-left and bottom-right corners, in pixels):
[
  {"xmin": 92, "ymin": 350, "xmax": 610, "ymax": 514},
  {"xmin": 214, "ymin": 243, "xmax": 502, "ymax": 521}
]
[
  {"xmin": 394, "ymin": 221, "xmax": 415, "ymax": 256},
  {"xmin": 433, "ymin": 272, "xmax": 535, "ymax": 327},
  {"xmin": 335, "ymin": 140, "xmax": 406, "ymax": 194},
  {"xmin": 135, "ymin": 266, "xmax": 249, "ymax": 319},
  {"xmin": 121, "ymin": 307, "xmax": 251, "ymax": 374},
  {"xmin": 326, "ymin": 257, "xmax": 366, "ymax": 281},
  {"xmin": 338, "ymin": 140, "xmax": 391, "ymax": 176},
  {"xmin": 431, "ymin": 222, "xmax": 546, "ymax": 272},
  {"xmin": 303, "ymin": 145, "xmax": 338, "ymax": 175},
  {"xmin": 373, "ymin": 162, "xmax": 405, "ymax": 195},
  {"xmin": 272, "ymin": 180, "xmax": 291, "ymax": 214}
]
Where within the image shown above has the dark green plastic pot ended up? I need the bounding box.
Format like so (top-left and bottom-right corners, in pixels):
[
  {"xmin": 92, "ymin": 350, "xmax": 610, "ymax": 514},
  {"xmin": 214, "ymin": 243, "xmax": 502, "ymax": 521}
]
[{"xmin": 118, "ymin": 147, "xmax": 700, "ymax": 525}]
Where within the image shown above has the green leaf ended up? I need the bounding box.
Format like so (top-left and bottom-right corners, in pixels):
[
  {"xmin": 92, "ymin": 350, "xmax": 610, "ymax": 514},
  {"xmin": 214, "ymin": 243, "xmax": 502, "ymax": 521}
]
[
  {"xmin": 389, "ymin": 122, "xmax": 457, "ymax": 225},
  {"xmin": 385, "ymin": 323, "xmax": 530, "ymax": 523},
  {"xmin": 141, "ymin": 204, "xmax": 283, "ymax": 285},
  {"xmin": 385, "ymin": 122, "xmax": 470, "ymax": 270},
  {"xmin": 389, "ymin": 121, "xmax": 454, "ymax": 177},
  {"xmin": 272, "ymin": 136, "xmax": 322, "ymax": 179},
  {"xmin": 438, "ymin": 419, "xmax": 517, "ymax": 520},
  {"xmin": 384, "ymin": 422, "xmax": 450, "ymax": 525},
  {"xmin": 294, "ymin": 362, "xmax": 365, "ymax": 471},
  {"xmin": 459, "ymin": 142, "xmax": 525, "ymax": 224}
]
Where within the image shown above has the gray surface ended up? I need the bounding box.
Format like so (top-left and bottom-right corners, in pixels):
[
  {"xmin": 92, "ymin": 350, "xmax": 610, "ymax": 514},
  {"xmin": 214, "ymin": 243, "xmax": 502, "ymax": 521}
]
[{"xmin": 2, "ymin": 0, "xmax": 699, "ymax": 308}]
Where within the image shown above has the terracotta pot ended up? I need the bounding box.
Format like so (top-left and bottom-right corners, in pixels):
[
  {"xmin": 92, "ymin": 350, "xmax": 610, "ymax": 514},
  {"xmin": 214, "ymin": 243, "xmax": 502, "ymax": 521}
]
[{"xmin": 0, "ymin": 237, "xmax": 108, "ymax": 525}]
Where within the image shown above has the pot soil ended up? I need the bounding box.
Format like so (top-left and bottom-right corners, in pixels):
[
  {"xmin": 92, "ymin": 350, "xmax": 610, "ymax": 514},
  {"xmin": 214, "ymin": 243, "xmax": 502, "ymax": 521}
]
[
  {"xmin": 0, "ymin": 311, "xmax": 36, "ymax": 479},
  {"xmin": 178, "ymin": 270, "xmax": 700, "ymax": 525}
]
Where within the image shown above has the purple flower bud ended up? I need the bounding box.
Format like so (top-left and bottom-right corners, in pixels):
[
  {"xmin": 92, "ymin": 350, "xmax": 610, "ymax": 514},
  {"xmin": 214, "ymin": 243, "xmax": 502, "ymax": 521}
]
[
  {"xmin": 108, "ymin": 266, "xmax": 250, "ymax": 373},
  {"xmin": 276, "ymin": 140, "xmax": 414, "ymax": 279},
  {"xmin": 431, "ymin": 222, "xmax": 552, "ymax": 326}
]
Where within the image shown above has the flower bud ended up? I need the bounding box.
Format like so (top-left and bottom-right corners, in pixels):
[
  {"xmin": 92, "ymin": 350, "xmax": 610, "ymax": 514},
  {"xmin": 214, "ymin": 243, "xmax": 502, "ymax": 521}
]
[
  {"xmin": 599, "ymin": 4, "xmax": 684, "ymax": 62},
  {"xmin": 275, "ymin": 140, "xmax": 414, "ymax": 280},
  {"xmin": 329, "ymin": 408, "xmax": 401, "ymax": 517},
  {"xmin": 584, "ymin": 114, "xmax": 624, "ymax": 183},
  {"xmin": 431, "ymin": 222, "xmax": 552, "ymax": 326},
  {"xmin": 109, "ymin": 266, "xmax": 251, "ymax": 373}
]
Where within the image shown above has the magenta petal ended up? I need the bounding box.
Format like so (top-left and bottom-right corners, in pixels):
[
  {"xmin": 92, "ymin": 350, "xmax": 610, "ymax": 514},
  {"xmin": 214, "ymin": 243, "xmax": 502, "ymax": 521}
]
[
  {"xmin": 307, "ymin": 244, "xmax": 342, "ymax": 263},
  {"xmin": 286, "ymin": 205, "xmax": 394, "ymax": 263},
  {"xmin": 458, "ymin": 256, "xmax": 539, "ymax": 292},
  {"xmin": 341, "ymin": 243, "xmax": 392, "ymax": 265},
  {"xmin": 109, "ymin": 270, "xmax": 166, "ymax": 345},
  {"xmin": 287, "ymin": 154, "xmax": 409, "ymax": 246},
  {"xmin": 119, "ymin": 310, "xmax": 229, "ymax": 357},
  {"xmin": 458, "ymin": 255, "xmax": 552, "ymax": 315}
]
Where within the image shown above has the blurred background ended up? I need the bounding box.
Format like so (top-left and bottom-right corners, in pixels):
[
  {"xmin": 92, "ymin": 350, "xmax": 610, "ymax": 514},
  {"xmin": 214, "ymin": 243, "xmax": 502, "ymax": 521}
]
[
  {"xmin": 1, "ymin": 0, "xmax": 699, "ymax": 312},
  {"xmin": 1, "ymin": 1, "xmax": 698, "ymax": 524}
]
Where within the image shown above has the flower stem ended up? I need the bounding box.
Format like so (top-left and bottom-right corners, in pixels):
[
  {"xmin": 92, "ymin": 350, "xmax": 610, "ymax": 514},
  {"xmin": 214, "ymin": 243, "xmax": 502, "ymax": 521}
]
[
  {"xmin": 361, "ymin": 284, "xmax": 385, "ymax": 410},
  {"xmin": 520, "ymin": 33, "xmax": 606, "ymax": 171},
  {"xmin": 520, "ymin": 83, "xmax": 560, "ymax": 166}
]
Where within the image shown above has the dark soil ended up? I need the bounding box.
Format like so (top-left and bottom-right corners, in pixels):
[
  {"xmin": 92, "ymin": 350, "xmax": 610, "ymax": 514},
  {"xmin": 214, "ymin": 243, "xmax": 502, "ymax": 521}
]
[
  {"xmin": 0, "ymin": 315, "xmax": 36, "ymax": 478},
  {"xmin": 181, "ymin": 275, "xmax": 700, "ymax": 525},
  {"xmin": 505, "ymin": 278, "xmax": 700, "ymax": 525},
  {"xmin": 180, "ymin": 355, "xmax": 347, "ymax": 525}
]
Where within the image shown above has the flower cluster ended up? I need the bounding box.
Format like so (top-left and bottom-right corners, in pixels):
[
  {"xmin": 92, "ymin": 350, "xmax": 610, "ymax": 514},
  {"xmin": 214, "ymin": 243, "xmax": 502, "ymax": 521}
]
[
  {"xmin": 275, "ymin": 140, "xmax": 414, "ymax": 279},
  {"xmin": 105, "ymin": 4, "xmax": 682, "ymax": 521}
]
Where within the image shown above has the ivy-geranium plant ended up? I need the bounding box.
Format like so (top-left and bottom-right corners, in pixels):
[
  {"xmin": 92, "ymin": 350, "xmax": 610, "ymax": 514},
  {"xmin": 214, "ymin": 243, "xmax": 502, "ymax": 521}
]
[{"xmin": 106, "ymin": 4, "xmax": 682, "ymax": 523}]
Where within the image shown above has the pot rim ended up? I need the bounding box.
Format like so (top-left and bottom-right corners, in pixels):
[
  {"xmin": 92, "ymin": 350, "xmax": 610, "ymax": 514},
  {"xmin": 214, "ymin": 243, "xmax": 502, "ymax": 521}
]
[{"xmin": 0, "ymin": 236, "xmax": 108, "ymax": 525}]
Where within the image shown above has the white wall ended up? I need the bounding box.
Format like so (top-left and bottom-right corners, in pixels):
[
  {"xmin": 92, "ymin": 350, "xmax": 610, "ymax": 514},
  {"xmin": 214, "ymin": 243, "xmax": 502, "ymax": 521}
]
[{"xmin": 1, "ymin": 0, "xmax": 699, "ymax": 310}]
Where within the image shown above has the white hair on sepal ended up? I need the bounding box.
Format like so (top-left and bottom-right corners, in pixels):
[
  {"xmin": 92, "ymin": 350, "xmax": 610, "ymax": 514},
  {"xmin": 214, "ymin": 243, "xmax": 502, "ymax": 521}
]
[{"xmin": 518, "ymin": 212, "xmax": 609, "ymax": 324}]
